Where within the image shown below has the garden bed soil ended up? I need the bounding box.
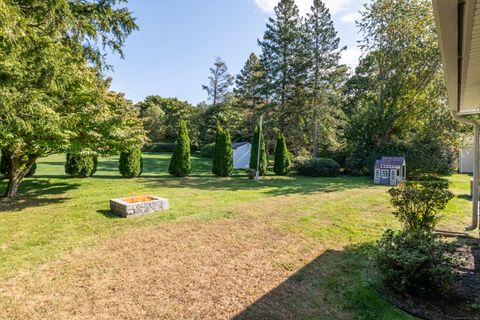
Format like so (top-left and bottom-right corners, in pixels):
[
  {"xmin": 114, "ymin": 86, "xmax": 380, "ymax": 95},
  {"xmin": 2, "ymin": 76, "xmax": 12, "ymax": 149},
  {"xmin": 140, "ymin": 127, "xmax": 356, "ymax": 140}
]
[{"xmin": 381, "ymin": 242, "xmax": 480, "ymax": 320}]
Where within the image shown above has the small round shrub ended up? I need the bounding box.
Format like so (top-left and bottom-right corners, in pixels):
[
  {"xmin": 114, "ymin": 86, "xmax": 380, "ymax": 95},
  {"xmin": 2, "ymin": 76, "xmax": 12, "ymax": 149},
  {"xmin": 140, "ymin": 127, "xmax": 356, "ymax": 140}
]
[
  {"xmin": 295, "ymin": 158, "xmax": 340, "ymax": 177},
  {"xmin": 374, "ymin": 229, "xmax": 461, "ymax": 295},
  {"xmin": 65, "ymin": 153, "xmax": 98, "ymax": 178},
  {"xmin": 119, "ymin": 148, "xmax": 143, "ymax": 178}
]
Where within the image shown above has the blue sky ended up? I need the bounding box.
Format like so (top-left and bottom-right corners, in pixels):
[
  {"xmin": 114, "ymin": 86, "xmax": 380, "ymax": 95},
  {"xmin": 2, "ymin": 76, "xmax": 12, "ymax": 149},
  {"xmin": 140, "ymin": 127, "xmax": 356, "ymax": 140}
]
[{"xmin": 107, "ymin": 0, "xmax": 367, "ymax": 105}]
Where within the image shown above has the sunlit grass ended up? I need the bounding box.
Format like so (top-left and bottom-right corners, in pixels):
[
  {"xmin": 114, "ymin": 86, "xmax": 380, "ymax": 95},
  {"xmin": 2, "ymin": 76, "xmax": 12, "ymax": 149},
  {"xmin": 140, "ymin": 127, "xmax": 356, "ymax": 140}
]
[{"xmin": 0, "ymin": 153, "xmax": 474, "ymax": 319}]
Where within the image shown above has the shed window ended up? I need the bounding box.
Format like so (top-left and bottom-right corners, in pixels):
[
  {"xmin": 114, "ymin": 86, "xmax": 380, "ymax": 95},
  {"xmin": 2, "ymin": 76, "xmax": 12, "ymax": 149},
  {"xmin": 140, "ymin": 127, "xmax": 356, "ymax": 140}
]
[
  {"xmin": 375, "ymin": 169, "xmax": 380, "ymax": 179},
  {"xmin": 381, "ymin": 169, "xmax": 388, "ymax": 179}
]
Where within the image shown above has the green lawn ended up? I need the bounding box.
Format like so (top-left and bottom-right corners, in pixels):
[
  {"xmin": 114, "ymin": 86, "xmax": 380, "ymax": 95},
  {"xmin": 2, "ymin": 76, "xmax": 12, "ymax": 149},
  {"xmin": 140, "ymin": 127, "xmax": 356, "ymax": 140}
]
[{"xmin": 0, "ymin": 153, "xmax": 474, "ymax": 319}]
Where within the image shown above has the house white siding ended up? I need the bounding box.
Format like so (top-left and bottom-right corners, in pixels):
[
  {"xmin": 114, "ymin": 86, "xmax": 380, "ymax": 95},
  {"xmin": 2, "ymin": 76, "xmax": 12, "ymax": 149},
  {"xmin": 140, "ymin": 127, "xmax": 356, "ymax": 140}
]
[{"xmin": 460, "ymin": 143, "xmax": 475, "ymax": 173}]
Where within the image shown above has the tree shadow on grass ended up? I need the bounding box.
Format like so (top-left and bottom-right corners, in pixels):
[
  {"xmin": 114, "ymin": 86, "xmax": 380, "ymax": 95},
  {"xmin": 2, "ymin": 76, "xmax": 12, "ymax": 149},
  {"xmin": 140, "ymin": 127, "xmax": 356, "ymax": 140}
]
[
  {"xmin": 141, "ymin": 175, "xmax": 375, "ymax": 197},
  {"xmin": 233, "ymin": 243, "xmax": 407, "ymax": 320},
  {"xmin": 0, "ymin": 179, "xmax": 80, "ymax": 212}
]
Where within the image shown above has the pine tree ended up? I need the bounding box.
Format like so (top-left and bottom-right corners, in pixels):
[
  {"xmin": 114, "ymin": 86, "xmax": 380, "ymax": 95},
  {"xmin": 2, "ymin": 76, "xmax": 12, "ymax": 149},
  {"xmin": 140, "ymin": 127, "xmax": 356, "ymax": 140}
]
[
  {"xmin": 119, "ymin": 148, "xmax": 143, "ymax": 178},
  {"xmin": 249, "ymin": 124, "xmax": 268, "ymax": 176},
  {"xmin": 212, "ymin": 126, "xmax": 224, "ymax": 175},
  {"xmin": 258, "ymin": 0, "xmax": 307, "ymax": 154},
  {"xmin": 305, "ymin": 0, "xmax": 346, "ymax": 157},
  {"xmin": 168, "ymin": 120, "xmax": 191, "ymax": 177},
  {"xmin": 274, "ymin": 133, "xmax": 292, "ymax": 175},
  {"xmin": 235, "ymin": 53, "xmax": 269, "ymax": 139},
  {"xmin": 202, "ymin": 57, "xmax": 234, "ymax": 106}
]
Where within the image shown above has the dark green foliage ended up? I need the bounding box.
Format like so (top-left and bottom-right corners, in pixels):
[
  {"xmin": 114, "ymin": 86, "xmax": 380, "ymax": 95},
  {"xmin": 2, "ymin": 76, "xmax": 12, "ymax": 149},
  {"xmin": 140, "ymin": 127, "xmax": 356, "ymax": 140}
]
[
  {"xmin": 212, "ymin": 127, "xmax": 233, "ymax": 177},
  {"xmin": 65, "ymin": 153, "xmax": 98, "ymax": 178},
  {"xmin": 142, "ymin": 142, "xmax": 177, "ymax": 153},
  {"xmin": 119, "ymin": 148, "xmax": 143, "ymax": 178},
  {"xmin": 200, "ymin": 143, "xmax": 216, "ymax": 158},
  {"xmin": 374, "ymin": 229, "xmax": 461, "ymax": 294},
  {"xmin": 319, "ymin": 146, "xmax": 348, "ymax": 170},
  {"xmin": 0, "ymin": 152, "xmax": 36, "ymax": 178},
  {"xmin": 388, "ymin": 181, "xmax": 454, "ymax": 231},
  {"xmin": 220, "ymin": 129, "xmax": 233, "ymax": 177},
  {"xmin": 274, "ymin": 133, "xmax": 291, "ymax": 175},
  {"xmin": 249, "ymin": 124, "xmax": 267, "ymax": 176},
  {"xmin": 295, "ymin": 158, "xmax": 340, "ymax": 177},
  {"xmin": 168, "ymin": 121, "xmax": 191, "ymax": 177},
  {"xmin": 0, "ymin": 152, "xmax": 9, "ymax": 178},
  {"xmin": 212, "ymin": 126, "xmax": 224, "ymax": 175}
]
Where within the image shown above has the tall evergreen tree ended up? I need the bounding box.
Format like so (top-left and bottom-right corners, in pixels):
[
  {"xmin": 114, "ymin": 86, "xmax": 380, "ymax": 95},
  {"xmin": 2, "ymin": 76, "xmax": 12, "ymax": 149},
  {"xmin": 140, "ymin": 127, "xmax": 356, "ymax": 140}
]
[
  {"xmin": 202, "ymin": 57, "xmax": 234, "ymax": 106},
  {"xmin": 168, "ymin": 121, "xmax": 191, "ymax": 177},
  {"xmin": 236, "ymin": 53, "xmax": 265, "ymax": 114},
  {"xmin": 212, "ymin": 126, "xmax": 224, "ymax": 175},
  {"xmin": 218, "ymin": 129, "xmax": 233, "ymax": 177},
  {"xmin": 274, "ymin": 133, "xmax": 292, "ymax": 175},
  {"xmin": 258, "ymin": 0, "xmax": 307, "ymax": 154},
  {"xmin": 249, "ymin": 124, "xmax": 268, "ymax": 176},
  {"xmin": 304, "ymin": 0, "xmax": 346, "ymax": 157}
]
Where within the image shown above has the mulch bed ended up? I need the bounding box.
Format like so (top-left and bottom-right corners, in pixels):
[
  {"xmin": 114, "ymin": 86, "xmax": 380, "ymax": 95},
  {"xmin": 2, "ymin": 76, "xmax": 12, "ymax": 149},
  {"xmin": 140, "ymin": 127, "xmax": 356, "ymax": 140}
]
[{"xmin": 374, "ymin": 240, "xmax": 480, "ymax": 320}]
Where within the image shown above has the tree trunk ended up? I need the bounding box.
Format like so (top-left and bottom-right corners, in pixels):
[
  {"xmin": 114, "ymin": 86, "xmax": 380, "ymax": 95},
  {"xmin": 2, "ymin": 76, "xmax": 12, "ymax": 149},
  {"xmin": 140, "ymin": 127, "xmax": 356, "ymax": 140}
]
[
  {"xmin": 312, "ymin": 108, "xmax": 318, "ymax": 158},
  {"xmin": 4, "ymin": 175, "xmax": 21, "ymax": 199},
  {"xmin": 3, "ymin": 155, "xmax": 36, "ymax": 199}
]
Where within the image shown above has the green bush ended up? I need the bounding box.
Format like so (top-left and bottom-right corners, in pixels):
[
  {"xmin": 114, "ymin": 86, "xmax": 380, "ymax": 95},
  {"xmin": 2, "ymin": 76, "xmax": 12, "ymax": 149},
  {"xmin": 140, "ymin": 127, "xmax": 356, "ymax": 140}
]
[
  {"xmin": 349, "ymin": 137, "xmax": 457, "ymax": 178},
  {"xmin": 274, "ymin": 133, "xmax": 291, "ymax": 175},
  {"xmin": 374, "ymin": 229, "xmax": 461, "ymax": 294},
  {"xmin": 388, "ymin": 181, "xmax": 454, "ymax": 231},
  {"xmin": 212, "ymin": 126, "xmax": 224, "ymax": 175},
  {"xmin": 168, "ymin": 120, "xmax": 191, "ymax": 177},
  {"xmin": 200, "ymin": 143, "xmax": 216, "ymax": 158},
  {"xmin": 0, "ymin": 151, "xmax": 37, "ymax": 178},
  {"xmin": 119, "ymin": 148, "xmax": 143, "ymax": 178},
  {"xmin": 65, "ymin": 153, "xmax": 98, "ymax": 178},
  {"xmin": 142, "ymin": 142, "xmax": 177, "ymax": 153},
  {"xmin": 319, "ymin": 146, "xmax": 348, "ymax": 170},
  {"xmin": 249, "ymin": 124, "xmax": 267, "ymax": 176},
  {"xmin": 212, "ymin": 127, "xmax": 233, "ymax": 177},
  {"xmin": 295, "ymin": 158, "xmax": 340, "ymax": 177}
]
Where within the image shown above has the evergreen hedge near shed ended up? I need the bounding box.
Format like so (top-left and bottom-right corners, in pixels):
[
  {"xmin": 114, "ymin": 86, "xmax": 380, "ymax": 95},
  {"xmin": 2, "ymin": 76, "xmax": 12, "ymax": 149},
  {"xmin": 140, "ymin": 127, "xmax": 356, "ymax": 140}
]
[
  {"xmin": 65, "ymin": 153, "xmax": 98, "ymax": 178},
  {"xmin": 249, "ymin": 124, "xmax": 267, "ymax": 176},
  {"xmin": 119, "ymin": 148, "xmax": 143, "ymax": 178},
  {"xmin": 213, "ymin": 128, "xmax": 233, "ymax": 177},
  {"xmin": 295, "ymin": 158, "xmax": 340, "ymax": 177},
  {"xmin": 274, "ymin": 133, "xmax": 291, "ymax": 175},
  {"xmin": 168, "ymin": 120, "xmax": 191, "ymax": 177}
]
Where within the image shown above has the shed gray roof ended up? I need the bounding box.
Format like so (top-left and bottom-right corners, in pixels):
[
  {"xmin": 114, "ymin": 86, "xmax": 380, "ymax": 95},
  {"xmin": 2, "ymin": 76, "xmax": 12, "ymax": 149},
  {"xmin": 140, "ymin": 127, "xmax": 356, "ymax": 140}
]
[
  {"xmin": 232, "ymin": 142, "xmax": 250, "ymax": 150},
  {"xmin": 380, "ymin": 156, "xmax": 405, "ymax": 166}
]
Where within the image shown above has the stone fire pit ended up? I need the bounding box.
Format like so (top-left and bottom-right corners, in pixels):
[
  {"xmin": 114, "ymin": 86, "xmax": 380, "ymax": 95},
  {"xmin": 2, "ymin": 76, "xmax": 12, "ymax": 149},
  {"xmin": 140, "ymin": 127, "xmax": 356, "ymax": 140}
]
[{"xmin": 109, "ymin": 195, "xmax": 169, "ymax": 217}]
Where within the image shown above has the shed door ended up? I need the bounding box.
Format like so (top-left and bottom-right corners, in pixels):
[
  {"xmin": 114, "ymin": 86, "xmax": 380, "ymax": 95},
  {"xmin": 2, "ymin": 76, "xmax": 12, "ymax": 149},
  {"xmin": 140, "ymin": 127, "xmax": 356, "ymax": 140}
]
[{"xmin": 390, "ymin": 169, "xmax": 397, "ymax": 185}]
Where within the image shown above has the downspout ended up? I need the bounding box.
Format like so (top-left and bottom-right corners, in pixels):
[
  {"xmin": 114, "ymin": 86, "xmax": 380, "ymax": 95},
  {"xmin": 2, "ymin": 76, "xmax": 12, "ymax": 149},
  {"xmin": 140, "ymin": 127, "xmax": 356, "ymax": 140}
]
[{"xmin": 450, "ymin": 111, "xmax": 479, "ymax": 231}]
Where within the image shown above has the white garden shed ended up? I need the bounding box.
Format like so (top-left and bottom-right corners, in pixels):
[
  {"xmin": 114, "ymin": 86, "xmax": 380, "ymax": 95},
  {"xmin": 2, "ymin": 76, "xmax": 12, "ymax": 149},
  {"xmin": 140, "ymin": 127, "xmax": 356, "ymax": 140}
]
[{"xmin": 232, "ymin": 142, "xmax": 251, "ymax": 169}]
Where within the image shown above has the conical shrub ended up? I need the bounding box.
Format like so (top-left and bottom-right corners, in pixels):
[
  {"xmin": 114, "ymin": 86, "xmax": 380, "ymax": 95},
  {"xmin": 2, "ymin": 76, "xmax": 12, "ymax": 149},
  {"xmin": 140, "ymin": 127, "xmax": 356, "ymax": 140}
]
[
  {"xmin": 217, "ymin": 129, "xmax": 233, "ymax": 177},
  {"xmin": 168, "ymin": 120, "xmax": 191, "ymax": 177},
  {"xmin": 212, "ymin": 126, "xmax": 224, "ymax": 175},
  {"xmin": 249, "ymin": 124, "xmax": 267, "ymax": 176},
  {"xmin": 119, "ymin": 148, "xmax": 143, "ymax": 178},
  {"xmin": 274, "ymin": 133, "xmax": 292, "ymax": 175}
]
